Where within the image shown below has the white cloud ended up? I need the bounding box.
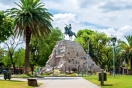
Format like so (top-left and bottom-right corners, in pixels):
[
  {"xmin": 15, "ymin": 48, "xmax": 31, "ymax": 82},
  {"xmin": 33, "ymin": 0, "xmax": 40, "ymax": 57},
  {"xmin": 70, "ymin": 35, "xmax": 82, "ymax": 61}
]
[
  {"xmin": 96, "ymin": 25, "xmax": 132, "ymax": 41},
  {"xmin": 99, "ymin": 0, "xmax": 132, "ymax": 12},
  {"xmin": 52, "ymin": 13, "xmax": 78, "ymax": 33},
  {"xmin": 53, "ymin": 13, "xmax": 78, "ymax": 24},
  {"xmin": 0, "ymin": 0, "xmax": 132, "ymax": 42},
  {"xmin": 119, "ymin": 25, "xmax": 132, "ymax": 36}
]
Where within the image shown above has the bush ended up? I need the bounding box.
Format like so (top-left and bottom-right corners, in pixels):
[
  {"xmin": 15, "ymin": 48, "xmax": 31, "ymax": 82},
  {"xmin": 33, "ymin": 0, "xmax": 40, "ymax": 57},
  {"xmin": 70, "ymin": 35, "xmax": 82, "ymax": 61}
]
[
  {"xmin": 70, "ymin": 73, "xmax": 77, "ymax": 76},
  {"xmin": 54, "ymin": 69, "xmax": 60, "ymax": 76}
]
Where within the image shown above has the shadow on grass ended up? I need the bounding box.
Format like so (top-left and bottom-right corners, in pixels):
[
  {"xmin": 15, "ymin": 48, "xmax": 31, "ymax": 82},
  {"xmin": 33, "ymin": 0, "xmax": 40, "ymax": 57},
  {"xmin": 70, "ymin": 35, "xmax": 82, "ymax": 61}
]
[
  {"xmin": 103, "ymin": 84, "xmax": 113, "ymax": 86},
  {"xmin": 11, "ymin": 80, "xmax": 25, "ymax": 82},
  {"xmin": 2, "ymin": 80, "xmax": 24, "ymax": 82}
]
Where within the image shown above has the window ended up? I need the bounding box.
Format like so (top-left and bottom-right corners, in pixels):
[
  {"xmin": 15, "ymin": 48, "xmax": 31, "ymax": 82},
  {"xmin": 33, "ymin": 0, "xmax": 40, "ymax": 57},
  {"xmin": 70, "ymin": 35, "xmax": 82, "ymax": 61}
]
[
  {"xmin": 68, "ymin": 59, "xmax": 70, "ymax": 63},
  {"xmin": 76, "ymin": 53, "xmax": 78, "ymax": 56},
  {"xmin": 84, "ymin": 57, "xmax": 86, "ymax": 60},
  {"xmin": 67, "ymin": 52, "xmax": 70, "ymax": 54},
  {"xmin": 58, "ymin": 49, "xmax": 60, "ymax": 54}
]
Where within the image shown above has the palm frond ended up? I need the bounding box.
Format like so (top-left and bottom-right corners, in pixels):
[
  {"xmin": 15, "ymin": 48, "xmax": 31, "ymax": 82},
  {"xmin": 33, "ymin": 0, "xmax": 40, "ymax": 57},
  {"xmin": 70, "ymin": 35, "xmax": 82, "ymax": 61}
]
[
  {"xmin": 125, "ymin": 35, "xmax": 132, "ymax": 47},
  {"xmin": 5, "ymin": 0, "xmax": 52, "ymax": 38}
]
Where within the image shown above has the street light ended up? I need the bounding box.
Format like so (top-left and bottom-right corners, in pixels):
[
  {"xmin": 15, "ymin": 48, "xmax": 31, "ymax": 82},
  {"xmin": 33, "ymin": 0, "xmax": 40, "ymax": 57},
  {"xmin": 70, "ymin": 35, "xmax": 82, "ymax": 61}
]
[
  {"xmin": 86, "ymin": 37, "xmax": 90, "ymax": 76},
  {"xmin": 111, "ymin": 35, "xmax": 117, "ymax": 78}
]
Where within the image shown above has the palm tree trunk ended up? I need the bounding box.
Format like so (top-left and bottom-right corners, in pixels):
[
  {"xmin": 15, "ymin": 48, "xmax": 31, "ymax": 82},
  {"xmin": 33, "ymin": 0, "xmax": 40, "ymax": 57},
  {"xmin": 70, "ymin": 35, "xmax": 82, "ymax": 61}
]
[{"xmin": 24, "ymin": 27, "xmax": 31, "ymax": 74}]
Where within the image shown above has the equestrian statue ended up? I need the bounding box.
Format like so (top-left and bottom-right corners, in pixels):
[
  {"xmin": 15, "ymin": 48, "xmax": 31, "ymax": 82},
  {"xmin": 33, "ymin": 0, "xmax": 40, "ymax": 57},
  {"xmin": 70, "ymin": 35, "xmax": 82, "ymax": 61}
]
[{"xmin": 64, "ymin": 24, "xmax": 77, "ymax": 40}]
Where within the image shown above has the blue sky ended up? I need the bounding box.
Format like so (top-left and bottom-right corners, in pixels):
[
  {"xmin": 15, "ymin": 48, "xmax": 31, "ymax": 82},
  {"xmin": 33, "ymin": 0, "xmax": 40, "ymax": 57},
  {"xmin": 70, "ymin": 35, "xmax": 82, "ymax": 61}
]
[{"xmin": 0, "ymin": 0, "xmax": 132, "ymax": 41}]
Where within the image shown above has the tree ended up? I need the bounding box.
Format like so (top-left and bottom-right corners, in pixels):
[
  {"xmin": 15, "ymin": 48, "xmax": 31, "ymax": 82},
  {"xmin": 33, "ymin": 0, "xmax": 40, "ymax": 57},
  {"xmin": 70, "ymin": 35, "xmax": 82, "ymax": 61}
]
[
  {"xmin": 2, "ymin": 50, "xmax": 12, "ymax": 67},
  {"xmin": 14, "ymin": 48, "xmax": 25, "ymax": 67},
  {"xmin": 0, "ymin": 47, "xmax": 5, "ymax": 67},
  {"xmin": 37, "ymin": 27, "xmax": 64, "ymax": 66},
  {"xmin": 30, "ymin": 27, "xmax": 63, "ymax": 66},
  {"xmin": 29, "ymin": 27, "xmax": 63, "ymax": 75},
  {"xmin": 4, "ymin": 36, "xmax": 24, "ymax": 72},
  {"xmin": 75, "ymin": 29, "xmax": 113, "ymax": 69},
  {"xmin": 89, "ymin": 32, "xmax": 112, "ymax": 69},
  {"xmin": 75, "ymin": 29, "xmax": 128, "ymax": 73},
  {"xmin": 0, "ymin": 11, "xmax": 13, "ymax": 42},
  {"xmin": 6, "ymin": 0, "xmax": 53, "ymax": 74},
  {"xmin": 75, "ymin": 29, "xmax": 94, "ymax": 50},
  {"xmin": 119, "ymin": 35, "xmax": 132, "ymax": 74}
]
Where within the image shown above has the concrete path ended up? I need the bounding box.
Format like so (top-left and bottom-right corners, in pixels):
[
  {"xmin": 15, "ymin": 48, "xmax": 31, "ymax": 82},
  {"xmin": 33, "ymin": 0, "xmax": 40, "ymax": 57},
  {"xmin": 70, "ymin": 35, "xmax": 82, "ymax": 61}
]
[
  {"xmin": 36, "ymin": 77, "xmax": 100, "ymax": 88},
  {"xmin": 0, "ymin": 76, "xmax": 101, "ymax": 88}
]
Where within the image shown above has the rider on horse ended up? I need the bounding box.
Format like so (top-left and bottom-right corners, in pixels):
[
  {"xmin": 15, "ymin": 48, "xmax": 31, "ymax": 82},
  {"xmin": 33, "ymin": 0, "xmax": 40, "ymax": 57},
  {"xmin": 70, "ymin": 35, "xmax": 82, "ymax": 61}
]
[
  {"xmin": 64, "ymin": 24, "xmax": 72, "ymax": 34},
  {"xmin": 64, "ymin": 24, "xmax": 77, "ymax": 39}
]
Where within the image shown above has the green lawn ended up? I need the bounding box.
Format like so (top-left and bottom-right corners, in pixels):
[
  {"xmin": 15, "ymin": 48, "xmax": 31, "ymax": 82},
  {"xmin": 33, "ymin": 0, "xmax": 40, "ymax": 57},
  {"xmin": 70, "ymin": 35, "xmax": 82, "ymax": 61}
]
[
  {"xmin": 0, "ymin": 74, "xmax": 42, "ymax": 88},
  {"xmin": 83, "ymin": 75, "xmax": 132, "ymax": 88},
  {"xmin": 0, "ymin": 80, "xmax": 34, "ymax": 88},
  {"xmin": 11, "ymin": 74, "xmax": 35, "ymax": 78}
]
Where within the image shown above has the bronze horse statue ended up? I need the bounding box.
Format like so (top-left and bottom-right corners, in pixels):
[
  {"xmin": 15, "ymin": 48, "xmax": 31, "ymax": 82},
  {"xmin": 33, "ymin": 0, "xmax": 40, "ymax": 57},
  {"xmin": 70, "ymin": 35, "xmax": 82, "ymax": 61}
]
[{"xmin": 64, "ymin": 24, "xmax": 77, "ymax": 40}]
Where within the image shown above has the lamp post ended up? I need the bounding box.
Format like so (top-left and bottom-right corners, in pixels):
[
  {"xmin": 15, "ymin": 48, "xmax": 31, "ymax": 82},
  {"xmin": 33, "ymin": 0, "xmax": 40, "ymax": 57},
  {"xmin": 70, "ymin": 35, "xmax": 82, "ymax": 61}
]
[
  {"xmin": 111, "ymin": 36, "xmax": 117, "ymax": 78},
  {"xmin": 86, "ymin": 37, "xmax": 90, "ymax": 76}
]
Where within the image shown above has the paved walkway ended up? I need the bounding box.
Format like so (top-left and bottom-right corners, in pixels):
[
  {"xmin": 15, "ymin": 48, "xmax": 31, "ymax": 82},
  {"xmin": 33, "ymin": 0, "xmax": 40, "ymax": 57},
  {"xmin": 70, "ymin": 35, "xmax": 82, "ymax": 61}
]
[
  {"xmin": 0, "ymin": 76, "xmax": 101, "ymax": 88},
  {"xmin": 36, "ymin": 77, "xmax": 100, "ymax": 88}
]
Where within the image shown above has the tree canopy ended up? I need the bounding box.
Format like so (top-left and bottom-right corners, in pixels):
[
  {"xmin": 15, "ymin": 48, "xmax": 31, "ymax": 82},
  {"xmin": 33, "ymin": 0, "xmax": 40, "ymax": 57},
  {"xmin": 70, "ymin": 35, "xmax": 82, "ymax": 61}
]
[{"xmin": 0, "ymin": 11, "xmax": 13, "ymax": 42}]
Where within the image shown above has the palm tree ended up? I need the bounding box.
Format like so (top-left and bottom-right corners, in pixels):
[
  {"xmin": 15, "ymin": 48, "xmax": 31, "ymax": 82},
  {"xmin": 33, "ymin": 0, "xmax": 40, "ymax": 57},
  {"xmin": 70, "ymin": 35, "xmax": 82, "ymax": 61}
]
[
  {"xmin": 119, "ymin": 35, "xmax": 132, "ymax": 74},
  {"xmin": 6, "ymin": 0, "xmax": 52, "ymax": 74}
]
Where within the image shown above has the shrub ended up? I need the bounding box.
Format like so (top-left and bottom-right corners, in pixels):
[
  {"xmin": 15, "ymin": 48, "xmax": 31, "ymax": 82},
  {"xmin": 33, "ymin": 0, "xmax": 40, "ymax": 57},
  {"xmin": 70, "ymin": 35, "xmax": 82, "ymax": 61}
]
[
  {"xmin": 54, "ymin": 69, "xmax": 60, "ymax": 76},
  {"xmin": 70, "ymin": 73, "xmax": 77, "ymax": 76}
]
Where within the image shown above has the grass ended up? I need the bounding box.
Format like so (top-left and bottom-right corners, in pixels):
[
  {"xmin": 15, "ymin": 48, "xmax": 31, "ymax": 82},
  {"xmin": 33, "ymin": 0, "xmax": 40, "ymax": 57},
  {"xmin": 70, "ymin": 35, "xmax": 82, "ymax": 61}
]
[
  {"xmin": 12, "ymin": 74, "xmax": 36, "ymax": 78},
  {"xmin": 11, "ymin": 74, "xmax": 44, "ymax": 78},
  {"xmin": 0, "ymin": 80, "xmax": 34, "ymax": 88},
  {"xmin": 0, "ymin": 74, "xmax": 42, "ymax": 88},
  {"xmin": 83, "ymin": 75, "xmax": 132, "ymax": 88}
]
